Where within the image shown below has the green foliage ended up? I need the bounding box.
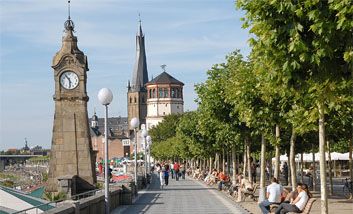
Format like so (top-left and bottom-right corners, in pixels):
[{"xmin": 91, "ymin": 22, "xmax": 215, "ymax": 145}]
[
  {"xmin": 1, "ymin": 180, "xmax": 14, "ymax": 188},
  {"xmin": 237, "ymin": 0, "xmax": 353, "ymax": 147},
  {"xmin": 43, "ymin": 191, "xmax": 67, "ymax": 202},
  {"xmin": 148, "ymin": 114, "xmax": 182, "ymax": 144},
  {"xmin": 41, "ymin": 172, "xmax": 48, "ymax": 182}
]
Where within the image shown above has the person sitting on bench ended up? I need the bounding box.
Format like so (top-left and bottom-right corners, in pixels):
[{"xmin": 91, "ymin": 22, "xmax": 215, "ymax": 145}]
[
  {"xmin": 271, "ymin": 184, "xmax": 312, "ymax": 214},
  {"xmin": 236, "ymin": 175, "xmax": 254, "ymax": 202},
  {"xmin": 259, "ymin": 177, "xmax": 283, "ymax": 214},
  {"xmin": 218, "ymin": 169, "xmax": 226, "ymax": 190}
]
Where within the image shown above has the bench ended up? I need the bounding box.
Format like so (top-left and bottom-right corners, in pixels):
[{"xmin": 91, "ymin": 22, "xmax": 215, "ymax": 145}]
[
  {"xmin": 270, "ymin": 198, "xmax": 316, "ymax": 214},
  {"xmin": 289, "ymin": 198, "xmax": 316, "ymax": 214},
  {"xmin": 242, "ymin": 184, "xmax": 258, "ymax": 201}
]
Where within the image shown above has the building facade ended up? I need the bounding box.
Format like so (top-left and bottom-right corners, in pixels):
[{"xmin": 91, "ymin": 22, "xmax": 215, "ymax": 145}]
[
  {"xmin": 89, "ymin": 113, "xmax": 131, "ymax": 162},
  {"xmin": 145, "ymin": 71, "xmax": 184, "ymax": 129}
]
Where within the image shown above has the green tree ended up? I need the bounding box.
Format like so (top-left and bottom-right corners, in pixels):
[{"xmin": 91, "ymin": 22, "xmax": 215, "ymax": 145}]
[{"xmin": 237, "ymin": 0, "xmax": 353, "ymax": 211}]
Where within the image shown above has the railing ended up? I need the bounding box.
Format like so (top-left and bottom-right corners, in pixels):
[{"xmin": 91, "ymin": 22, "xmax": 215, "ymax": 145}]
[
  {"xmin": 12, "ymin": 201, "xmax": 58, "ymax": 214},
  {"xmin": 12, "ymin": 189, "xmax": 104, "ymax": 214},
  {"xmin": 70, "ymin": 188, "xmax": 103, "ymax": 200}
]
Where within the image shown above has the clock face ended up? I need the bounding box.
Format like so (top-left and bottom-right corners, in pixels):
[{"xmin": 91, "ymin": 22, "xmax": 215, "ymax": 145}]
[{"xmin": 60, "ymin": 71, "xmax": 79, "ymax": 90}]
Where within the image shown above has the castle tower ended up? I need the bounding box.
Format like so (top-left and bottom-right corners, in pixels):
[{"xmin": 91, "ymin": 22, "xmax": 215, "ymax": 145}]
[
  {"xmin": 145, "ymin": 65, "xmax": 184, "ymax": 129},
  {"xmin": 47, "ymin": 7, "xmax": 96, "ymax": 192}
]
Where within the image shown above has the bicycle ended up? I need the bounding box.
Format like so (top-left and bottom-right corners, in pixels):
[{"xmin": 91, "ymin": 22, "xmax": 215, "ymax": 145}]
[{"xmin": 342, "ymin": 178, "xmax": 353, "ymax": 199}]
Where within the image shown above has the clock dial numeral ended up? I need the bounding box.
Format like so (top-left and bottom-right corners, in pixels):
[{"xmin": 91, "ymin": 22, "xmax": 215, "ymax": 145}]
[{"xmin": 60, "ymin": 71, "xmax": 79, "ymax": 90}]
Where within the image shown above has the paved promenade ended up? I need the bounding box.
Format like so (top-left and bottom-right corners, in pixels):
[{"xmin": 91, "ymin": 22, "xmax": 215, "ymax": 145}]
[{"xmin": 113, "ymin": 174, "xmax": 248, "ymax": 214}]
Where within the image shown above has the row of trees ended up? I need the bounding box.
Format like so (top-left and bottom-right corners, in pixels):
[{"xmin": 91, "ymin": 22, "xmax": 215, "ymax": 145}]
[{"xmin": 150, "ymin": 1, "xmax": 352, "ymax": 213}]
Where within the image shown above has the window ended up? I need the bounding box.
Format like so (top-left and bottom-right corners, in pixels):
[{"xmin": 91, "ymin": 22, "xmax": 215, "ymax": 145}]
[
  {"xmin": 134, "ymin": 97, "xmax": 137, "ymax": 103},
  {"xmin": 130, "ymin": 97, "xmax": 132, "ymax": 103},
  {"xmin": 159, "ymin": 88, "xmax": 163, "ymax": 98},
  {"xmin": 163, "ymin": 112, "xmax": 165, "ymax": 115},
  {"xmin": 164, "ymin": 88, "xmax": 168, "ymax": 98},
  {"xmin": 149, "ymin": 89, "xmax": 152, "ymax": 98},
  {"xmin": 165, "ymin": 104, "xmax": 168, "ymax": 107},
  {"xmin": 177, "ymin": 106, "xmax": 179, "ymax": 109},
  {"xmin": 171, "ymin": 88, "xmax": 176, "ymax": 98},
  {"xmin": 153, "ymin": 89, "xmax": 156, "ymax": 98}
]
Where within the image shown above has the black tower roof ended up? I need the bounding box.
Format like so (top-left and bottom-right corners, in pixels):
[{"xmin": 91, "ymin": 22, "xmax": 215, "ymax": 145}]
[
  {"xmin": 130, "ymin": 20, "xmax": 148, "ymax": 92},
  {"xmin": 147, "ymin": 71, "xmax": 184, "ymax": 85}
]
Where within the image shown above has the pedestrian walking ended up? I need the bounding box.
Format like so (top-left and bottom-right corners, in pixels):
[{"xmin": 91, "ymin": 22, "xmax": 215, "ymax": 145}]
[
  {"xmin": 156, "ymin": 163, "xmax": 164, "ymax": 189},
  {"xmin": 164, "ymin": 163, "xmax": 170, "ymax": 186},
  {"xmin": 174, "ymin": 162, "xmax": 180, "ymax": 181},
  {"xmin": 180, "ymin": 162, "xmax": 186, "ymax": 179},
  {"xmin": 170, "ymin": 162, "xmax": 175, "ymax": 179}
]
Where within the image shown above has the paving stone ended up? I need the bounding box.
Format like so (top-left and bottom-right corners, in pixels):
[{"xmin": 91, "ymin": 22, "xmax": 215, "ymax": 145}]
[{"xmin": 113, "ymin": 174, "xmax": 248, "ymax": 214}]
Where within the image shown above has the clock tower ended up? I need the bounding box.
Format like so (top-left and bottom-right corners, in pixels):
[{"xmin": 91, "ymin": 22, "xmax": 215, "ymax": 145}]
[{"xmin": 47, "ymin": 12, "xmax": 96, "ymax": 192}]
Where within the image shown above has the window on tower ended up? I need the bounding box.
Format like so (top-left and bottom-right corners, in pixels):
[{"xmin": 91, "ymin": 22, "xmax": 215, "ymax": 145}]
[
  {"xmin": 134, "ymin": 97, "xmax": 137, "ymax": 103},
  {"xmin": 159, "ymin": 88, "xmax": 163, "ymax": 98},
  {"xmin": 149, "ymin": 89, "xmax": 152, "ymax": 98},
  {"xmin": 171, "ymin": 88, "xmax": 176, "ymax": 98},
  {"xmin": 130, "ymin": 97, "xmax": 132, "ymax": 103},
  {"xmin": 164, "ymin": 88, "xmax": 168, "ymax": 98},
  {"xmin": 153, "ymin": 89, "xmax": 156, "ymax": 98}
]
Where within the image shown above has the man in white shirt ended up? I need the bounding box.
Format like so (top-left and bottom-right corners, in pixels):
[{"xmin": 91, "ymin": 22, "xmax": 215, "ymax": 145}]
[
  {"xmin": 259, "ymin": 177, "xmax": 283, "ymax": 214},
  {"xmin": 272, "ymin": 184, "xmax": 310, "ymax": 214},
  {"xmin": 170, "ymin": 162, "xmax": 175, "ymax": 179}
]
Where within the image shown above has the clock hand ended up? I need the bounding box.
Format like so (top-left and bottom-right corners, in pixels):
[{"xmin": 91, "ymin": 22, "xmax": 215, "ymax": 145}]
[{"xmin": 65, "ymin": 74, "xmax": 72, "ymax": 87}]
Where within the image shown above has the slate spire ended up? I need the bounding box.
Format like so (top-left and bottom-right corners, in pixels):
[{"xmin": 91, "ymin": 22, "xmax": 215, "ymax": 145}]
[{"xmin": 130, "ymin": 16, "xmax": 148, "ymax": 92}]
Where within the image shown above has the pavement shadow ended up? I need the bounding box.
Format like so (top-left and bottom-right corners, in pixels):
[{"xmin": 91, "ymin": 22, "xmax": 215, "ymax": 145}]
[{"xmin": 162, "ymin": 187, "xmax": 215, "ymax": 191}]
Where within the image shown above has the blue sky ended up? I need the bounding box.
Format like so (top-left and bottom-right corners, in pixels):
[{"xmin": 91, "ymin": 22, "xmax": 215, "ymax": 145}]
[{"xmin": 0, "ymin": 0, "xmax": 251, "ymax": 150}]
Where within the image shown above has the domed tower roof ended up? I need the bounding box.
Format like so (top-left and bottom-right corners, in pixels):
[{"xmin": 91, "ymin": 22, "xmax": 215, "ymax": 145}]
[
  {"xmin": 91, "ymin": 112, "xmax": 98, "ymax": 121},
  {"xmin": 146, "ymin": 71, "xmax": 184, "ymax": 86}
]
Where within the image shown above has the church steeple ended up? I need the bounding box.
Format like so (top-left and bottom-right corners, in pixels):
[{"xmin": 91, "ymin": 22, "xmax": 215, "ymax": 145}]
[{"xmin": 130, "ymin": 15, "xmax": 148, "ymax": 92}]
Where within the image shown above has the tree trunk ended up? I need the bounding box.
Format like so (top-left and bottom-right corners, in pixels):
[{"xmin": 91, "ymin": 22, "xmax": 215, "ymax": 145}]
[
  {"xmin": 289, "ymin": 129, "xmax": 297, "ymax": 191},
  {"xmin": 246, "ymin": 137, "xmax": 252, "ymax": 183},
  {"xmin": 243, "ymin": 144, "xmax": 247, "ymax": 176},
  {"xmin": 327, "ymin": 141, "xmax": 333, "ymax": 196},
  {"xmin": 269, "ymin": 159, "xmax": 272, "ymax": 180},
  {"xmin": 301, "ymin": 152, "xmax": 304, "ymax": 183},
  {"xmin": 312, "ymin": 149, "xmax": 317, "ymax": 191},
  {"xmin": 318, "ymin": 103, "xmax": 328, "ymax": 214},
  {"xmin": 236, "ymin": 153, "xmax": 239, "ymax": 175},
  {"xmin": 259, "ymin": 134, "xmax": 266, "ymax": 202},
  {"xmin": 333, "ymin": 160, "xmax": 336, "ymax": 177},
  {"xmin": 274, "ymin": 125, "xmax": 281, "ymax": 180},
  {"xmin": 227, "ymin": 149, "xmax": 231, "ymax": 175},
  {"xmin": 216, "ymin": 153, "xmax": 220, "ymax": 172},
  {"xmin": 287, "ymin": 148, "xmax": 291, "ymax": 187},
  {"xmin": 232, "ymin": 146, "xmax": 237, "ymax": 185},
  {"xmin": 209, "ymin": 156, "xmax": 213, "ymax": 173},
  {"xmin": 222, "ymin": 148, "xmax": 225, "ymax": 172},
  {"xmin": 349, "ymin": 137, "xmax": 353, "ymax": 189}
]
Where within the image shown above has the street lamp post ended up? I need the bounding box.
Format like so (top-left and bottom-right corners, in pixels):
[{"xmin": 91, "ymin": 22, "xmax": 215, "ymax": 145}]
[
  {"xmin": 146, "ymin": 135, "xmax": 151, "ymax": 173},
  {"xmin": 141, "ymin": 129, "xmax": 148, "ymax": 178},
  {"xmin": 130, "ymin": 117, "xmax": 139, "ymax": 187},
  {"xmin": 97, "ymin": 88, "xmax": 113, "ymax": 214}
]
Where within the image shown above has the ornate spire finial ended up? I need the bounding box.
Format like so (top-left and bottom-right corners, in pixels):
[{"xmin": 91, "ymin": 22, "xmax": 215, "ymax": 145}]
[
  {"xmin": 68, "ymin": 0, "xmax": 71, "ymax": 20},
  {"xmin": 137, "ymin": 13, "xmax": 143, "ymax": 36},
  {"xmin": 161, "ymin": 64, "xmax": 167, "ymax": 72},
  {"xmin": 64, "ymin": 0, "xmax": 75, "ymax": 31}
]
